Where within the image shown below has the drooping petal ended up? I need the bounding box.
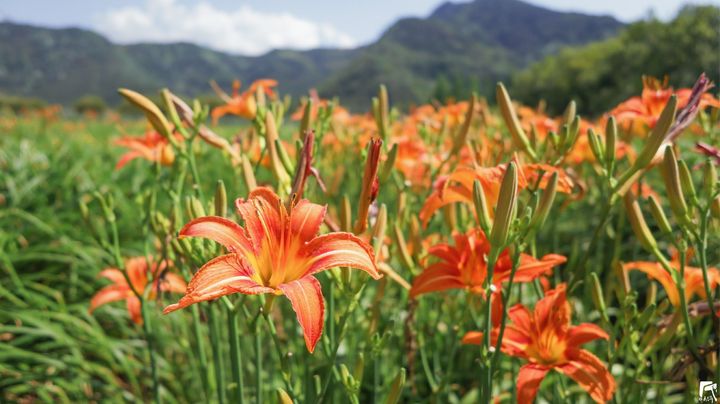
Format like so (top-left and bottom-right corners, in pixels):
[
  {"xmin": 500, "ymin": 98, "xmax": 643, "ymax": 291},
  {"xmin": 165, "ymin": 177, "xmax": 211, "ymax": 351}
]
[
  {"xmin": 495, "ymin": 253, "xmax": 566, "ymax": 284},
  {"xmin": 516, "ymin": 364, "xmax": 551, "ymax": 404},
  {"xmin": 409, "ymin": 262, "xmax": 463, "ymax": 298},
  {"xmin": 623, "ymin": 261, "xmax": 679, "ymax": 306},
  {"xmin": 301, "ymin": 233, "xmax": 381, "ymax": 280},
  {"xmin": 419, "ymin": 185, "xmax": 472, "ymax": 227},
  {"xmin": 125, "ymin": 257, "xmax": 149, "ymax": 292},
  {"xmin": 461, "ymin": 331, "xmax": 484, "ymax": 345},
  {"xmin": 98, "ymin": 268, "xmax": 127, "ymax": 286},
  {"xmin": 278, "ymin": 276, "xmax": 325, "ymax": 352},
  {"xmin": 566, "ymin": 323, "xmax": 609, "ymax": 346},
  {"xmin": 557, "ymin": 349, "xmax": 616, "ymax": 403},
  {"xmin": 160, "ymin": 272, "xmax": 188, "ymax": 294},
  {"xmin": 115, "ymin": 151, "xmax": 144, "ymax": 170},
  {"xmin": 126, "ymin": 295, "xmax": 143, "ymax": 325},
  {"xmin": 163, "ymin": 254, "xmax": 272, "ymax": 314},
  {"xmin": 89, "ymin": 285, "xmax": 128, "ymax": 313},
  {"xmin": 179, "ymin": 216, "xmax": 254, "ymax": 255},
  {"xmin": 290, "ymin": 199, "xmax": 327, "ymax": 242}
]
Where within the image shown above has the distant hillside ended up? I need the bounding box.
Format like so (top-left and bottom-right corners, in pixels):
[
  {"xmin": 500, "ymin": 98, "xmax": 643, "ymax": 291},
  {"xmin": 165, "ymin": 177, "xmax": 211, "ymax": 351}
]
[
  {"xmin": 0, "ymin": 0, "xmax": 622, "ymax": 111},
  {"xmin": 511, "ymin": 5, "xmax": 720, "ymax": 115}
]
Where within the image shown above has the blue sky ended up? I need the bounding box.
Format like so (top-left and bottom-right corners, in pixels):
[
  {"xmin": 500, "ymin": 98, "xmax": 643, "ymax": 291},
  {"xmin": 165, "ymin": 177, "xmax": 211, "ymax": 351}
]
[{"xmin": 0, "ymin": 0, "xmax": 717, "ymax": 55}]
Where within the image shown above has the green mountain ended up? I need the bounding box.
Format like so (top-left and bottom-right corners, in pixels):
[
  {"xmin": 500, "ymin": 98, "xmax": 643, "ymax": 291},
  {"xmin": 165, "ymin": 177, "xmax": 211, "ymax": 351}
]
[
  {"xmin": 0, "ymin": 0, "xmax": 622, "ymax": 111},
  {"xmin": 511, "ymin": 5, "xmax": 720, "ymax": 115}
]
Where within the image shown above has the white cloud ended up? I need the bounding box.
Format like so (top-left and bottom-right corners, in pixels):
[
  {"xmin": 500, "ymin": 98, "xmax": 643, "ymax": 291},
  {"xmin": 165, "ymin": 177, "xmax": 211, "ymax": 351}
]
[{"xmin": 94, "ymin": 0, "xmax": 356, "ymax": 55}]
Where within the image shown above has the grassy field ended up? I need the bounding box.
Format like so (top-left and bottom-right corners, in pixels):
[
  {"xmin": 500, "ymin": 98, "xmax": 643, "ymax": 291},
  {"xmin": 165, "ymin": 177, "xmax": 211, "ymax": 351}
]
[{"xmin": 1, "ymin": 79, "xmax": 719, "ymax": 403}]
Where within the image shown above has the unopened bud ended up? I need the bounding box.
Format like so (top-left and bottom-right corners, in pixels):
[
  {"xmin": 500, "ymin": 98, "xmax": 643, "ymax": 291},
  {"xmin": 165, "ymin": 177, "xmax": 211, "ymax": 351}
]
[
  {"xmin": 587, "ymin": 129, "xmax": 605, "ymax": 163},
  {"xmin": 451, "ymin": 94, "xmax": 475, "ymax": 155},
  {"xmin": 215, "ymin": 180, "xmax": 227, "ymax": 218},
  {"xmin": 624, "ymin": 193, "xmax": 657, "ymax": 252},
  {"xmin": 647, "ymin": 195, "xmax": 672, "ymax": 235},
  {"xmin": 562, "ymin": 100, "xmax": 576, "ymax": 127},
  {"xmin": 354, "ymin": 139, "xmax": 382, "ymax": 234},
  {"xmin": 489, "ymin": 162, "xmax": 518, "ymax": 248},
  {"xmin": 703, "ymin": 160, "xmax": 718, "ymax": 200},
  {"xmin": 496, "ymin": 83, "xmax": 538, "ymax": 161},
  {"xmin": 529, "ymin": 172, "xmax": 558, "ymax": 232},
  {"xmin": 385, "ymin": 368, "xmax": 406, "ymax": 404},
  {"xmin": 589, "ymin": 273, "xmax": 609, "ymax": 323},
  {"xmin": 276, "ymin": 388, "xmax": 293, "ymax": 404},
  {"xmin": 605, "ymin": 117, "xmax": 617, "ymax": 167},
  {"xmin": 241, "ymin": 154, "xmax": 257, "ymax": 191},
  {"xmin": 473, "ymin": 179, "xmax": 492, "ymax": 235},
  {"xmin": 300, "ymin": 98, "xmax": 313, "ymax": 138},
  {"xmin": 118, "ymin": 88, "xmax": 172, "ymax": 139},
  {"xmin": 636, "ymin": 95, "xmax": 677, "ymax": 168},
  {"xmin": 372, "ymin": 204, "xmax": 388, "ymax": 262},
  {"xmin": 265, "ymin": 110, "xmax": 291, "ymax": 186},
  {"xmin": 661, "ymin": 147, "xmax": 689, "ymax": 223},
  {"xmin": 379, "ymin": 143, "xmax": 398, "ymax": 184},
  {"xmin": 678, "ymin": 159, "xmax": 697, "ymax": 205}
]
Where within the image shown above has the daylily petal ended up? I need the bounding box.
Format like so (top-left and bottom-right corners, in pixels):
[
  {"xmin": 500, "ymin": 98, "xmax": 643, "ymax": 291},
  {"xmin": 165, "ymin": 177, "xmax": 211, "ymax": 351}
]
[
  {"xmin": 623, "ymin": 261, "xmax": 679, "ymax": 306},
  {"xmin": 278, "ymin": 276, "xmax": 325, "ymax": 353},
  {"xmin": 164, "ymin": 254, "xmax": 271, "ymax": 314},
  {"xmin": 116, "ymin": 151, "xmax": 143, "ymax": 170},
  {"xmin": 235, "ymin": 187, "xmax": 283, "ymax": 251},
  {"xmin": 496, "ymin": 253, "xmax": 565, "ymax": 284},
  {"xmin": 179, "ymin": 216, "xmax": 254, "ymax": 254},
  {"xmin": 290, "ymin": 199, "xmax": 326, "ymax": 243},
  {"xmin": 461, "ymin": 331, "xmax": 484, "ymax": 345},
  {"xmin": 567, "ymin": 323, "xmax": 609, "ymax": 346},
  {"xmin": 409, "ymin": 262, "xmax": 463, "ymax": 298},
  {"xmin": 98, "ymin": 268, "xmax": 127, "ymax": 286},
  {"xmin": 419, "ymin": 185, "xmax": 471, "ymax": 227},
  {"xmin": 516, "ymin": 364, "xmax": 551, "ymax": 404},
  {"xmin": 125, "ymin": 257, "xmax": 149, "ymax": 292},
  {"xmin": 557, "ymin": 349, "xmax": 616, "ymax": 403},
  {"xmin": 160, "ymin": 272, "xmax": 188, "ymax": 294},
  {"xmin": 89, "ymin": 285, "xmax": 128, "ymax": 313},
  {"xmin": 126, "ymin": 295, "xmax": 143, "ymax": 325},
  {"xmin": 302, "ymin": 233, "xmax": 380, "ymax": 279},
  {"xmin": 533, "ymin": 284, "xmax": 571, "ymax": 335}
]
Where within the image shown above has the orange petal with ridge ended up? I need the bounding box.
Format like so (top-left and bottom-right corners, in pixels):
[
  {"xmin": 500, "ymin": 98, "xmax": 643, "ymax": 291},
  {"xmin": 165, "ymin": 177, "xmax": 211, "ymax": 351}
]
[{"xmin": 279, "ymin": 276, "xmax": 325, "ymax": 352}]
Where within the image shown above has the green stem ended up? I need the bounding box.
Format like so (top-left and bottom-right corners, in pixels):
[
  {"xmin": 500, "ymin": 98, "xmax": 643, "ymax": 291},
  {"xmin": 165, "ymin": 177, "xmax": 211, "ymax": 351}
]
[
  {"xmin": 571, "ymin": 201, "xmax": 615, "ymax": 289},
  {"xmin": 141, "ymin": 300, "xmax": 161, "ymax": 403},
  {"xmin": 227, "ymin": 306, "xmax": 245, "ymax": 404},
  {"xmin": 490, "ymin": 251, "xmax": 522, "ymax": 378},
  {"xmin": 208, "ymin": 305, "xmax": 226, "ymax": 404},
  {"xmin": 255, "ymin": 319, "xmax": 263, "ymax": 404},
  {"xmin": 191, "ymin": 305, "xmax": 211, "ymax": 400},
  {"xmin": 481, "ymin": 249, "xmax": 500, "ymax": 403}
]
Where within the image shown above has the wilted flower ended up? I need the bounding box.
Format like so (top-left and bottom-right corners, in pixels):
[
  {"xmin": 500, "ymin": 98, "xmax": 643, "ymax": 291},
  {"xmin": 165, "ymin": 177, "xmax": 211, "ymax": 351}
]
[
  {"xmin": 89, "ymin": 257, "xmax": 186, "ymax": 324},
  {"xmin": 164, "ymin": 187, "xmax": 382, "ymax": 352},
  {"xmin": 463, "ymin": 284, "xmax": 615, "ymax": 403}
]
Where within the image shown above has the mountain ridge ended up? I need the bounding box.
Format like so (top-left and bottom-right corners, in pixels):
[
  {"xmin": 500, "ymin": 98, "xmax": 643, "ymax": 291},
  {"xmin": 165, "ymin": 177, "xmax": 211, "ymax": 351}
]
[{"xmin": 0, "ymin": 0, "xmax": 623, "ymax": 110}]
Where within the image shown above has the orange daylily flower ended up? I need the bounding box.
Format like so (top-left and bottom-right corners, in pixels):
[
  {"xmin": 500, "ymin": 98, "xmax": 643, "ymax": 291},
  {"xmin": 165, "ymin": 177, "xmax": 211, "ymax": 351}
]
[
  {"xmin": 409, "ymin": 229, "xmax": 566, "ymax": 298},
  {"xmin": 164, "ymin": 187, "xmax": 382, "ymax": 352},
  {"xmin": 610, "ymin": 75, "xmax": 720, "ymax": 135},
  {"xmin": 463, "ymin": 284, "xmax": 615, "ymax": 403},
  {"xmin": 89, "ymin": 257, "xmax": 186, "ymax": 324},
  {"xmin": 211, "ymin": 79, "xmax": 278, "ymax": 124},
  {"xmin": 419, "ymin": 162, "xmax": 573, "ymax": 227},
  {"xmin": 623, "ymin": 252, "xmax": 720, "ymax": 307},
  {"xmin": 114, "ymin": 130, "xmax": 177, "ymax": 170}
]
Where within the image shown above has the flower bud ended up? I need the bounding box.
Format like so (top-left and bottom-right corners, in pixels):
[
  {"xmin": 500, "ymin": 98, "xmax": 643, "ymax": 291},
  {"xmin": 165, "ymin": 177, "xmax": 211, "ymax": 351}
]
[
  {"xmin": 473, "ymin": 179, "xmax": 492, "ymax": 235},
  {"xmin": 589, "ymin": 273, "xmax": 609, "ymax": 323},
  {"xmin": 647, "ymin": 195, "xmax": 672, "ymax": 235},
  {"xmin": 290, "ymin": 131, "xmax": 315, "ymax": 201},
  {"xmin": 703, "ymin": 160, "xmax": 718, "ymax": 200},
  {"xmin": 587, "ymin": 128, "xmax": 605, "ymax": 163},
  {"xmin": 300, "ymin": 98, "xmax": 313, "ymax": 139},
  {"xmin": 562, "ymin": 100, "xmax": 576, "ymax": 127},
  {"xmin": 241, "ymin": 154, "xmax": 257, "ymax": 191},
  {"xmin": 276, "ymin": 138, "xmax": 295, "ymax": 175},
  {"xmin": 393, "ymin": 222, "xmax": 415, "ymax": 271},
  {"xmin": 215, "ymin": 180, "xmax": 227, "ymax": 218},
  {"xmin": 490, "ymin": 162, "xmax": 518, "ymax": 248},
  {"xmin": 276, "ymin": 388, "xmax": 293, "ymax": 404},
  {"xmin": 340, "ymin": 194, "xmax": 352, "ymax": 232},
  {"xmin": 354, "ymin": 139, "xmax": 382, "ymax": 234},
  {"xmin": 528, "ymin": 171, "xmax": 558, "ymax": 232},
  {"xmin": 118, "ymin": 88, "xmax": 173, "ymax": 139},
  {"xmin": 379, "ymin": 143, "xmax": 398, "ymax": 184},
  {"xmin": 623, "ymin": 193, "xmax": 658, "ymax": 252},
  {"xmin": 451, "ymin": 94, "xmax": 475, "ymax": 155},
  {"xmin": 386, "ymin": 368, "xmax": 406, "ymax": 404},
  {"xmin": 372, "ymin": 204, "xmax": 388, "ymax": 262},
  {"xmin": 660, "ymin": 147, "xmax": 689, "ymax": 223},
  {"xmin": 677, "ymin": 159, "xmax": 697, "ymax": 205},
  {"xmin": 605, "ymin": 116, "xmax": 617, "ymax": 167},
  {"xmin": 496, "ymin": 83, "xmax": 538, "ymax": 162},
  {"xmin": 635, "ymin": 95, "xmax": 676, "ymax": 169},
  {"xmin": 265, "ymin": 110, "xmax": 291, "ymax": 187},
  {"xmin": 711, "ymin": 196, "xmax": 720, "ymax": 220}
]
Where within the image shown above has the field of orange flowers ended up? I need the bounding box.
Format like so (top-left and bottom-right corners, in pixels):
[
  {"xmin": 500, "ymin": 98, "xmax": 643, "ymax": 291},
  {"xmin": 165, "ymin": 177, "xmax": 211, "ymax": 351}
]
[{"xmin": 1, "ymin": 74, "xmax": 720, "ymax": 403}]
